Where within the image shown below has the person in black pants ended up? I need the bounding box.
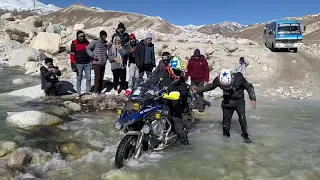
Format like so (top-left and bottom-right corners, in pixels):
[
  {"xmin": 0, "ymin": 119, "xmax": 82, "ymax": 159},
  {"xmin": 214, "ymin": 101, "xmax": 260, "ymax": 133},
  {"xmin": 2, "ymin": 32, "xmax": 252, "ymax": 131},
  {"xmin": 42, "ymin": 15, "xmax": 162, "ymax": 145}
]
[
  {"xmin": 194, "ymin": 69, "xmax": 257, "ymax": 143},
  {"xmin": 108, "ymin": 36, "xmax": 127, "ymax": 94},
  {"xmin": 40, "ymin": 58, "xmax": 63, "ymax": 96}
]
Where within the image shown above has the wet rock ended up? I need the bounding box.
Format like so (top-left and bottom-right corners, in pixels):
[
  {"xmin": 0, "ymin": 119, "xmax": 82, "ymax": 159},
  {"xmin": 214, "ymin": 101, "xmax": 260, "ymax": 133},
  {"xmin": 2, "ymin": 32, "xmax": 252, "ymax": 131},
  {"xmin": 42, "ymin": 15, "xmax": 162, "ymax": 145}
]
[
  {"xmin": 102, "ymin": 170, "xmax": 139, "ymax": 180},
  {"xmin": 0, "ymin": 168, "xmax": 12, "ymax": 179},
  {"xmin": 0, "ymin": 141, "xmax": 17, "ymax": 152},
  {"xmin": 73, "ymin": 128, "xmax": 108, "ymax": 148},
  {"xmin": 43, "ymin": 105, "xmax": 72, "ymax": 116},
  {"xmin": 12, "ymin": 78, "xmax": 27, "ymax": 85},
  {"xmin": 0, "ymin": 149, "xmax": 7, "ymax": 157},
  {"xmin": 60, "ymin": 143, "xmax": 81, "ymax": 154},
  {"xmin": 24, "ymin": 61, "xmax": 39, "ymax": 71},
  {"xmin": 64, "ymin": 101, "xmax": 81, "ymax": 112},
  {"xmin": 7, "ymin": 151, "xmax": 31, "ymax": 169},
  {"xmin": 6, "ymin": 110, "xmax": 63, "ymax": 128}
]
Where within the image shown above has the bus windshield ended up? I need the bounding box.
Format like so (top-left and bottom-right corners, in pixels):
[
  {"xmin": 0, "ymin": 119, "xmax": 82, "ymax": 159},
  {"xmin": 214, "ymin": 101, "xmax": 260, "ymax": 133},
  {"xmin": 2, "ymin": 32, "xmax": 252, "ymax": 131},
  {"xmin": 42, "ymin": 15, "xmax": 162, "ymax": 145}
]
[{"xmin": 277, "ymin": 24, "xmax": 301, "ymax": 34}]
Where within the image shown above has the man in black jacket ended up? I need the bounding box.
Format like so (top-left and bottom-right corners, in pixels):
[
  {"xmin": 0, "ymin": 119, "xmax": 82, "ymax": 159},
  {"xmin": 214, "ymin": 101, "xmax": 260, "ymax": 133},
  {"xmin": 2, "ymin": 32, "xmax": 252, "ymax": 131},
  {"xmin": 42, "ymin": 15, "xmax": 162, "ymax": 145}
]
[
  {"xmin": 135, "ymin": 33, "xmax": 156, "ymax": 79},
  {"xmin": 40, "ymin": 58, "xmax": 63, "ymax": 96},
  {"xmin": 111, "ymin": 23, "xmax": 129, "ymax": 47},
  {"xmin": 193, "ymin": 69, "xmax": 257, "ymax": 143}
]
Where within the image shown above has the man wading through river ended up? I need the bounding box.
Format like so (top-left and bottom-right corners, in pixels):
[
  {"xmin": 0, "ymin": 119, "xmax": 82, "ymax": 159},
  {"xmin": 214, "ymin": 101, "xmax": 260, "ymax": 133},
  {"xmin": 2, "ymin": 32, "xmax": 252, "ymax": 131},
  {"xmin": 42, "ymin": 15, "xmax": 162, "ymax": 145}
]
[{"xmin": 193, "ymin": 69, "xmax": 256, "ymax": 143}]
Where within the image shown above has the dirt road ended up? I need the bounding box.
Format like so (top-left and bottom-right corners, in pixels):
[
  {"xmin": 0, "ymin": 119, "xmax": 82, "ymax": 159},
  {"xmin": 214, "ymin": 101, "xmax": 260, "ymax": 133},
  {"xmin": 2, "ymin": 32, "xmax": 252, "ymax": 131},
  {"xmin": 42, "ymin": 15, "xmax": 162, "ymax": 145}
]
[{"xmin": 260, "ymin": 48, "xmax": 320, "ymax": 98}]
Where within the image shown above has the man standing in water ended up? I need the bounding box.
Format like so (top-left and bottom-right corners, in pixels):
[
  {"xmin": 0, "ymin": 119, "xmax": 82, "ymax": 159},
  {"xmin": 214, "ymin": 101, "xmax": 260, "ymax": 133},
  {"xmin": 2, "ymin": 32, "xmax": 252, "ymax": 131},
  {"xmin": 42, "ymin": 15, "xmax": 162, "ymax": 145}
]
[{"xmin": 193, "ymin": 69, "xmax": 256, "ymax": 143}]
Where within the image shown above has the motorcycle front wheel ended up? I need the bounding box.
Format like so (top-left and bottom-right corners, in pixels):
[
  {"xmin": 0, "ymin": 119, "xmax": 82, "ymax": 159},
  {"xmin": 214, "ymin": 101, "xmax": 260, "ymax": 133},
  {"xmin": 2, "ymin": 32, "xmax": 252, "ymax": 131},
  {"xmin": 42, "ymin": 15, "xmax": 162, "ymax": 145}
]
[{"xmin": 115, "ymin": 135, "xmax": 137, "ymax": 168}]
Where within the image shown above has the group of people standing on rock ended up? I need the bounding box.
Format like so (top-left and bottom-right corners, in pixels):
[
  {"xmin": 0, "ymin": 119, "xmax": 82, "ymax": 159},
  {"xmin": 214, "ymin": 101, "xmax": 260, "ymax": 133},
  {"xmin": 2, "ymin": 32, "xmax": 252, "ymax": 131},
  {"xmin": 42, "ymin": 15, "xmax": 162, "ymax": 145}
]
[
  {"xmin": 69, "ymin": 22, "xmax": 157, "ymax": 97},
  {"xmin": 39, "ymin": 22, "xmax": 256, "ymax": 143}
]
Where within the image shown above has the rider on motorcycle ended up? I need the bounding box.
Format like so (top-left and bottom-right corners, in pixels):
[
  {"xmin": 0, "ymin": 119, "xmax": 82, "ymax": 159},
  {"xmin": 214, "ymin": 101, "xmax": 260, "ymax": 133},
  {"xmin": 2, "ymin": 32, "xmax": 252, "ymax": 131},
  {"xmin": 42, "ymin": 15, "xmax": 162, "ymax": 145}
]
[{"xmin": 144, "ymin": 52, "xmax": 189, "ymax": 145}]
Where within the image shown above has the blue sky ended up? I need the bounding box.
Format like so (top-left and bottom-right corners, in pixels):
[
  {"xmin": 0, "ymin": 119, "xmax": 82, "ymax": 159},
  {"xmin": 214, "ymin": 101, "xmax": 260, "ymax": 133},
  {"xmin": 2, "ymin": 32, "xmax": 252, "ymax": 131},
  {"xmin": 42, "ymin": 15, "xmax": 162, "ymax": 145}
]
[{"xmin": 41, "ymin": 0, "xmax": 319, "ymax": 26}]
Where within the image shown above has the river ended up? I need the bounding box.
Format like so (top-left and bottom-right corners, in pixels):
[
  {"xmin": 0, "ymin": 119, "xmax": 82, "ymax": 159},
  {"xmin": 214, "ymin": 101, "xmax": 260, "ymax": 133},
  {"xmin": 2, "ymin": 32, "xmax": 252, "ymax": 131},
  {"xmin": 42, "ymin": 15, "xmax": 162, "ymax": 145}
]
[{"xmin": 0, "ymin": 66, "xmax": 320, "ymax": 179}]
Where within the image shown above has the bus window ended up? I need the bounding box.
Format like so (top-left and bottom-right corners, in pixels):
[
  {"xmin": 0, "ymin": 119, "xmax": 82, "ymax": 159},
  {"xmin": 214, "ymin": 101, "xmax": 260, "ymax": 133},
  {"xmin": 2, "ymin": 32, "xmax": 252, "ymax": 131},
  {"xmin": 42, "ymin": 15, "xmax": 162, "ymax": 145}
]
[{"xmin": 278, "ymin": 25, "xmax": 300, "ymax": 34}]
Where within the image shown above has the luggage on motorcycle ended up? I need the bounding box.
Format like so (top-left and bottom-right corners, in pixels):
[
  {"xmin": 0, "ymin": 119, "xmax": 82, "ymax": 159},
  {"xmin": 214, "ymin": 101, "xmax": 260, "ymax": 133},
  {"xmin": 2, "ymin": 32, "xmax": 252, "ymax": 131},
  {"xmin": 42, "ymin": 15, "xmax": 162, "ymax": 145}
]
[{"xmin": 162, "ymin": 91, "xmax": 180, "ymax": 101}]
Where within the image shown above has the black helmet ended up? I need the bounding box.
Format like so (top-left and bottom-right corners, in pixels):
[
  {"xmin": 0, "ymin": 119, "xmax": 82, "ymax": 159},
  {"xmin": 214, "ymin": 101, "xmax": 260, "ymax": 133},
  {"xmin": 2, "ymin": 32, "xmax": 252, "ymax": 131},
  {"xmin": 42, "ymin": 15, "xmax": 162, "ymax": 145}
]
[{"xmin": 161, "ymin": 51, "xmax": 172, "ymax": 64}]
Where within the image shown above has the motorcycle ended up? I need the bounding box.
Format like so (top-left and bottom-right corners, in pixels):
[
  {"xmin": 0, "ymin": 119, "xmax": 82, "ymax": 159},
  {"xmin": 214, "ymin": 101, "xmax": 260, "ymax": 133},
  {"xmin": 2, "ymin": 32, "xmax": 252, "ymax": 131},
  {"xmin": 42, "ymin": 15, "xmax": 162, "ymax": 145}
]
[{"xmin": 113, "ymin": 80, "xmax": 195, "ymax": 168}]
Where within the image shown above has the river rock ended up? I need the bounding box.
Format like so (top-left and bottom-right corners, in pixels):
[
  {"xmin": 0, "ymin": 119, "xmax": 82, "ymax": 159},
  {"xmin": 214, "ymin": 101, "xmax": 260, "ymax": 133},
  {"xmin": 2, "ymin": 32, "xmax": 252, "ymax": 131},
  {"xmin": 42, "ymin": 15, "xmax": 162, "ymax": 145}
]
[
  {"xmin": 6, "ymin": 111, "xmax": 63, "ymax": 128},
  {"xmin": 0, "ymin": 168, "xmax": 12, "ymax": 179},
  {"xmin": 64, "ymin": 101, "xmax": 81, "ymax": 112},
  {"xmin": 60, "ymin": 143, "xmax": 81, "ymax": 154},
  {"xmin": 0, "ymin": 13, "xmax": 15, "ymax": 21},
  {"xmin": 24, "ymin": 61, "xmax": 39, "ymax": 71},
  {"xmin": 102, "ymin": 170, "xmax": 139, "ymax": 180},
  {"xmin": 29, "ymin": 32, "xmax": 61, "ymax": 54},
  {"xmin": 0, "ymin": 149, "xmax": 7, "ymax": 157},
  {"xmin": 25, "ymin": 68, "xmax": 38, "ymax": 75},
  {"xmin": 9, "ymin": 48, "xmax": 47, "ymax": 67},
  {"xmin": 12, "ymin": 78, "xmax": 27, "ymax": 85},
  {"xmin": 7, "ymin": 151, "xmax": 31, "ymax": 169},
  {"xmin": 0, "ymin": 141, "xmax": 17, "ymax": 152}
]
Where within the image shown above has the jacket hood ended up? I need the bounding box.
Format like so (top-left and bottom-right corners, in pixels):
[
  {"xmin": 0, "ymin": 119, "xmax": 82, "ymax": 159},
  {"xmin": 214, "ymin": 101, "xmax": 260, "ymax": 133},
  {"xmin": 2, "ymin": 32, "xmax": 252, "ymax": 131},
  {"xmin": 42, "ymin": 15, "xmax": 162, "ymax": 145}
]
[
  {"xmin": 190, "ymin": 54, "xmax": 205, "ymax": 60},
  {"xmin": 112, "ymin": 36, "xmax": 121, "ymax": 45}
]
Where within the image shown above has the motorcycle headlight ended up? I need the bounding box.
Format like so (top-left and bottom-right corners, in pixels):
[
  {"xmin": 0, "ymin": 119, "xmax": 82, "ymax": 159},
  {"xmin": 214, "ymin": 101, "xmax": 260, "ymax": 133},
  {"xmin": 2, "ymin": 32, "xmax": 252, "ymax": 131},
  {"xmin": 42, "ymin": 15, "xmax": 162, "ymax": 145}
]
[
  {"xmin": 142, "ymin": 124, "xmax": 150, "ymax": 134},
  {"xmin": 114, "ymin": 121, "xmax": 122, "ymax": 130}
]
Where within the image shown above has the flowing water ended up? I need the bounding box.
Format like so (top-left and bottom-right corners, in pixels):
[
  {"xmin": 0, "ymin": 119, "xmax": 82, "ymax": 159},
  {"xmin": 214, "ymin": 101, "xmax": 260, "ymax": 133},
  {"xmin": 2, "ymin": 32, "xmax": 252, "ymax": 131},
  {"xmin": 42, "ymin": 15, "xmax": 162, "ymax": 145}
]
[{"xmin": 0, "ymin": 67, "xmax": 320, "ymax": 179}]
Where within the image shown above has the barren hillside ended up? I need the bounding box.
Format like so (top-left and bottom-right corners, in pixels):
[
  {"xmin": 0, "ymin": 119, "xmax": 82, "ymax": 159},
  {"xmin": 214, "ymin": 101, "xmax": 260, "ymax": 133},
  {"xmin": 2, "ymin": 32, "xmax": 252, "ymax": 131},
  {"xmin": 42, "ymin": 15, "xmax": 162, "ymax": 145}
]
[
  {"xmin": 226, "ymin": 14, "xmax": 320, "ymax": 45},
  {"xmin": 42, "ymin": 3, "xmax": 183, "ymax": 34}
]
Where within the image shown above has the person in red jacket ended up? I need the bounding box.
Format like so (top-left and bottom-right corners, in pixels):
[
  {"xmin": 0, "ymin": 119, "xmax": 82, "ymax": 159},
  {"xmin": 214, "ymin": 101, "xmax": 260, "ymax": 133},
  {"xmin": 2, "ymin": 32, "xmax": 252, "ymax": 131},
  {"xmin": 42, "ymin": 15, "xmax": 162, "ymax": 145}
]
[
  {"xmin": 70, "ymin": 30, "xmax": 91, "ymax": 98},
  {"xmin": 185, "ymin": 49, "xmax": 209, "ymax": 112}
]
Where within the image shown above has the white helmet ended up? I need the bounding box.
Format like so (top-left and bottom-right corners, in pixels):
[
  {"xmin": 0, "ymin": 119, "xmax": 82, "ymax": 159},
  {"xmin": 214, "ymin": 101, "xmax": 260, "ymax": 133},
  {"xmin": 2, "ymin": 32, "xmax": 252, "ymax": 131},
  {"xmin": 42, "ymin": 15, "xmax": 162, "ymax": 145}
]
[{"xmin": 219, "ymin": 69, "xmax": 233, "ymax": 90}]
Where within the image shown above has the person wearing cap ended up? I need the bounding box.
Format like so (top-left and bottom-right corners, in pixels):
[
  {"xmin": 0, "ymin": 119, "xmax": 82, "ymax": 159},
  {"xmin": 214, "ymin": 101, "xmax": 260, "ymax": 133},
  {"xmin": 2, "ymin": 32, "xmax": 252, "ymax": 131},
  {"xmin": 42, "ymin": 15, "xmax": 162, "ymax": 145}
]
[
  {"xmin": 70, "ymin": 30, "xmax": 91, "ymax": 98},
  {"xmin": 185, "ymin": 49, "xmax": 209, "ymax": 112},
  {"xmin": 135, "ymin": 32, "xmax": 156, "ymax": 79},
  {"xmin": 234, "ymin": 57, "xmax": 249, "ymax": 78},
  {"xmin": 124, "ymin": 33, "xmax": 140, "ymax": 95},
  {"xmin": 112, "ymin": 22, "xmax": 129, "ymax": 47},
  {"xmin": 86, "ymin": 30, "xmax": 109, "ymax": 97}
]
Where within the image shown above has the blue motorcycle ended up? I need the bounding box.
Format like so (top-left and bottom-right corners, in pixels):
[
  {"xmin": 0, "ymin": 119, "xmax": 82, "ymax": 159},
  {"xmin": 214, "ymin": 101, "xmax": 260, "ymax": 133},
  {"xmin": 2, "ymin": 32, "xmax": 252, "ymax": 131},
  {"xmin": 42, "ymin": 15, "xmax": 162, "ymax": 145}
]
[{"xmin": 114, "ymin": 79, "xmax": 196, "ymax": 168}]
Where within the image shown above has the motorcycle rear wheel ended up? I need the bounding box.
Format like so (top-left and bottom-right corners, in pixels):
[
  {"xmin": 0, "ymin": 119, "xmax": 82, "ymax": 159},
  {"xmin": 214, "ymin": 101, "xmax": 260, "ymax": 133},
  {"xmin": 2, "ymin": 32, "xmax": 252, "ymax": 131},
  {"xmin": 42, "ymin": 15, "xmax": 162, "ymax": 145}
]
[{"xmin": 115, "ymin": 135, "xmax": 137, "ymax": 168}]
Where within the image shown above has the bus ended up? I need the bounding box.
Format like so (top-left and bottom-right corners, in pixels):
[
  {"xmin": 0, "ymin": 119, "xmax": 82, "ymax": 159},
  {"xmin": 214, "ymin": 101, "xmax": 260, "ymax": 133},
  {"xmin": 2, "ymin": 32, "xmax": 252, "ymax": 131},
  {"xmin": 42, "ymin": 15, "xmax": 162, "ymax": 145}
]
[{"xmin": 263, "ymin": 19, "xmax": 304, "ymax": 53}]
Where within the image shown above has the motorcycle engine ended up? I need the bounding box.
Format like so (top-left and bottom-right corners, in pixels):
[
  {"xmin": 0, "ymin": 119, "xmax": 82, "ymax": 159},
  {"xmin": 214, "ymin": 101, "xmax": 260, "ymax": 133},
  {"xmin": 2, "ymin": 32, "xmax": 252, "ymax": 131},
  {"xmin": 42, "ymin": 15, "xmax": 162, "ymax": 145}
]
[{"xmin": 150, "ymin": 119, "xmax": 167, "ymax": 138}]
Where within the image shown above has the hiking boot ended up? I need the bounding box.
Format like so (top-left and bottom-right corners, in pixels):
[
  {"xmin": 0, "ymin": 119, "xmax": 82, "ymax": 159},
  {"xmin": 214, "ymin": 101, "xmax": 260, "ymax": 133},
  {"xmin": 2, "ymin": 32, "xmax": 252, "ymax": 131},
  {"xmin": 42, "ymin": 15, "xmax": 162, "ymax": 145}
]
[
  {"xmin": 223, "ymin": 128, "xmax": 230, "ymax": 138},
  {"xmin": 241, "ymin": 133, "xmax": 251, "ymax": 143}
]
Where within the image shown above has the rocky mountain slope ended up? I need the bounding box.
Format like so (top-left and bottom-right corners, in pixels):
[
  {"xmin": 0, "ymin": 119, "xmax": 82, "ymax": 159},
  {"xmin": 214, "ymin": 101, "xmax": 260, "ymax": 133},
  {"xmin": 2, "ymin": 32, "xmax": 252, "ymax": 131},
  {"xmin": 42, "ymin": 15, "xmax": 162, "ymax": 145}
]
[
  {"xmin": 0, "ymin": 0, "xmax": 60, "ymax": 14},
  {"xmin": 42, "ymin": 3, "xmax": 183, "ymax": 34}
]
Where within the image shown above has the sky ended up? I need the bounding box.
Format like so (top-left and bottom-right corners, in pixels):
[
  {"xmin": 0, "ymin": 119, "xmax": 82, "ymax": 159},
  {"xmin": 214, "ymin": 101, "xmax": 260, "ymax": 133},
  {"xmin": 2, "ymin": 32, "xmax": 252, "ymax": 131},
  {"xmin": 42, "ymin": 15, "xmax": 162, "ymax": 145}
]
[{"xmin": 41, "ymin": 0, "xmax": 320, "ymax": 26}]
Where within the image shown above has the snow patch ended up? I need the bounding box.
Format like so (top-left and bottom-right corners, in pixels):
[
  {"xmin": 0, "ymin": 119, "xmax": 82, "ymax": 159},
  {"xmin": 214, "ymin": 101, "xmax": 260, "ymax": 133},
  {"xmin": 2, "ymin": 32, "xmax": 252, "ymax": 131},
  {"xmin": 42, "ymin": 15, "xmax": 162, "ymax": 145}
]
[{"xmin": 0, "ymin": 0, "xmax": 61, "ymax": 14}]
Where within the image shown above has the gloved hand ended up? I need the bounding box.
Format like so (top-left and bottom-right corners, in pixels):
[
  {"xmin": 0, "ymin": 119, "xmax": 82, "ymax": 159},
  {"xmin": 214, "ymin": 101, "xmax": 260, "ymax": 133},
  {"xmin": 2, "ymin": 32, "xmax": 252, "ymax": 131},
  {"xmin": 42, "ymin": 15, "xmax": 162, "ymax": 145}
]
[
  {"xmin": 158, "ymin": 89, "xmax": 166, "ymax": 97},
  {"xmin": 71, "ymin": 63, "xmax": 77, "ymax": 72}
]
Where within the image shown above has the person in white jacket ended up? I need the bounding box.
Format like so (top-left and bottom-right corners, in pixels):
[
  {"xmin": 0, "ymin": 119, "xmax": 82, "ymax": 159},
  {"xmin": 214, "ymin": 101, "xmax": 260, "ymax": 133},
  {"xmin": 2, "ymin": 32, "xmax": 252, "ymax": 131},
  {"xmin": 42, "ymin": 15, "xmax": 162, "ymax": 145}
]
[{"xmin": 234, "ymin": 57, "xmax": 249, "ymax": 78}]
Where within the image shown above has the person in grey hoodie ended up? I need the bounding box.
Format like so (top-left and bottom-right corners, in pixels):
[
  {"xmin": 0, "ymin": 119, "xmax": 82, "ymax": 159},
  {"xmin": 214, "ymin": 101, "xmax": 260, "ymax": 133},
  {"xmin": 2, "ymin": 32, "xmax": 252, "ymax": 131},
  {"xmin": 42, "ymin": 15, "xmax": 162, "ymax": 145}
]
[
  {"xmin": 86, "ymin": 30, "xmax": 108, "ymax": 97},
  {"xmin": 108, "ymin": 36, "xmax": 127, "ymax": 94},
  {"xmin": 234, "ymin": 57, "xmax": 249, "ymax": 78}
]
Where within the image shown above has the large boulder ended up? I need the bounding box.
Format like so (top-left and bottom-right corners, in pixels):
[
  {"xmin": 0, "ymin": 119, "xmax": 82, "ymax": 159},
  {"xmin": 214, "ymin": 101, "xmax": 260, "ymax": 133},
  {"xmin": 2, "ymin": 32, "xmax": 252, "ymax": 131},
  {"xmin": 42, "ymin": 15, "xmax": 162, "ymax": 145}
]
[
  {"xmin": 46, "ymin": 23, "xmax": 63, "ymax": 34},
  {"xmin": 0, "ymin": 13, "xmax": 15, "ymax": 21},
  {"xmin": 6, "ymin": 111, "xmax": 63, "ymax": 128},
  {"xmin": 0, "ymin": 40, "xmax": 24, "ymax": 61},
  {"xmin": 24, "ymin": 61, "xmax": 39, "ymax": 71},
  {"xmin": 29, "ymin": 32, "xmax": 61, "ymax": 54},
  {"xmin": 21, "ymin": 16, "xmax": 43, "ymax": 28},
  {"xmin": 73, "ymin": 24, "xmax": 85, "ymax": 30},
  {"xmin": 9, "ymin": 48, "xmax": 47, "ymax": 67}
]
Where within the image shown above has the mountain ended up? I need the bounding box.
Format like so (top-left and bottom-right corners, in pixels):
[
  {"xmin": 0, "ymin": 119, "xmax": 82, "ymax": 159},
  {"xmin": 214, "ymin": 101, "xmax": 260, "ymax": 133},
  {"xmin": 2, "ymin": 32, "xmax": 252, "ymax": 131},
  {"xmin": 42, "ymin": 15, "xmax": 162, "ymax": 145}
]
[
  {"xmin": 225, "ymin": 13, "xmax": 320, "ymax": 45},
  {"xmin": 196, "ymin": 22, "xmax": 247, "ymax": 35},
  {"xmin": 42, "ymin": 3, "xmax": 183, "ymax": 34},
  {"xmin": 0, "ymin": 0, "xmax": 61, "ymax": 14},
  {"xmin": 176, "ymin": 24, "xmax": 204, "ymax": 32}
]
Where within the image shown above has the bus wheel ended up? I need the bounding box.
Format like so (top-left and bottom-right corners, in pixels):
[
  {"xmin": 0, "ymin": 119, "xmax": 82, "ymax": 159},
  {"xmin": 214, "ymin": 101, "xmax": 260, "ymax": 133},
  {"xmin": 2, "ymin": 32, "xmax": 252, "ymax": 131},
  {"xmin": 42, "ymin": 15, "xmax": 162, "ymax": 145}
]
[
  {"xmin": 293, "ymin": 48, "xmax": 298, "ymax": 53},
  {"xmin": 271, "ymin": 43, "xmax": 275, "ymax": 52}
]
